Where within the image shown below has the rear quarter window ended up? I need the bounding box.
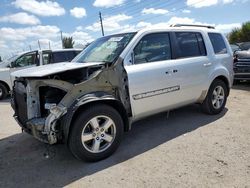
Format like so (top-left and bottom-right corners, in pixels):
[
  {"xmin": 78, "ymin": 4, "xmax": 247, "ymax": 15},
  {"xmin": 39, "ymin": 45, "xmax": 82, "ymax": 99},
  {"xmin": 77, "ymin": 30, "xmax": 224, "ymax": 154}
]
[{"xmin": 208, "ymin": 33, "xmax": 227, "ymax": 54}]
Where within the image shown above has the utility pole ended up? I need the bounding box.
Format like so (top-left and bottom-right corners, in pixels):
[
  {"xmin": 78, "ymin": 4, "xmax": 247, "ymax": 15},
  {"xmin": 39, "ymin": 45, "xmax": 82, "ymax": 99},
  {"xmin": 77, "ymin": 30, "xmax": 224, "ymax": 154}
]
[
  {"xmin": 49, "ymin": 41, "xmax": 51, "ymax": 50},
  {"xmin": 99, "ymin": 11, "xmax": 104, "ymax": 36},
  {"xmin": 38, "ymin": 40, "xmax": 41, "ymax": 50},
  {"xmin": 29, "ymin": 45, "xmax": 32, "ymax": 51},
  {"xmin": 60, "ymin": 30, "xmax": 63, "ymax": 48}
]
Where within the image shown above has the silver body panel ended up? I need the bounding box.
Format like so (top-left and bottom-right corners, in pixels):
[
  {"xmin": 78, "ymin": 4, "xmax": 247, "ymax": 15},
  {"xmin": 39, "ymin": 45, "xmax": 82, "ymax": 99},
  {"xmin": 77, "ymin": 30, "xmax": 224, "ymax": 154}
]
[{"xmin": 121, "ymin": 28, "xmax": 234, "ymax": 121}]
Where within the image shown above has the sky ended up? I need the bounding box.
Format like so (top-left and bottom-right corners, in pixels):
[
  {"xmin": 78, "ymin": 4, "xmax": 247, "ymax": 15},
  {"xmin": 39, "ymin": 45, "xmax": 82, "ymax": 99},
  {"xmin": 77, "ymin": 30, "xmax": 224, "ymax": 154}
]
[{"xmin": 0, "ymin": 0, "xmax": 250, "ymax": 59}]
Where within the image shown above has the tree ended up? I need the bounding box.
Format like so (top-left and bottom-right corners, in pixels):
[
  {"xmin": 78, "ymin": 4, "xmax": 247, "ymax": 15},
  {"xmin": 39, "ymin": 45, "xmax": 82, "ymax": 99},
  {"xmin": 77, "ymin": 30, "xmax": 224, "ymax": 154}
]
[
  {"xmin": 0, "ymin": 56, "xmax": 2, "ymax": 62},
  {"xmin": 228, "ymin": 21, "xmax": 250, "ymax": 43},
  {"xmin": 62, "ymin": 37, "xmax": 75, "ymax": 48}
]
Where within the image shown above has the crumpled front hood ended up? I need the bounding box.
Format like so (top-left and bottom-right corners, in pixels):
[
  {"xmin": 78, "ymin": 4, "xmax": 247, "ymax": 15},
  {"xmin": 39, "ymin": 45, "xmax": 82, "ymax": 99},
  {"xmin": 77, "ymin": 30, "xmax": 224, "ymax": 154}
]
[{"xmin": 11, "ymin": 62, "xmax": 105, "ymax": 78}]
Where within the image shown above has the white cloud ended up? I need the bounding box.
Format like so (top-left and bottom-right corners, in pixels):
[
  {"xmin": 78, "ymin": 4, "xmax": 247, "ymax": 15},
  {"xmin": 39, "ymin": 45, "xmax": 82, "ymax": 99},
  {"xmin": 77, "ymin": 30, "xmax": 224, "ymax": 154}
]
[
  {"xmin": 0, "ymin": 24, "xmax": 95, "ymax": 58},
  {"xmin": 222, "ymin": 0, "xmax": 234, "ymax": 3},
  {"xmin": 216, "ymin": 23, "xmax": 241, "ymax": 32},
  {"xmin": 93, "ymin": 0, "xmax": 125, "ymax": 8},
  {"xmin": 0, "ymin": 12, "xmax": 40, "ymax": 25},
  {"xmin": 186, "ymin": 0, "xmax": 246, "ymax": 8},
  {"xmin": 70, "ymin": 7, "xmax": 87, "ymax": 18},
  {"xmin": 131, "ymin": 17, "xmax": 240, "ymax": 34},
  {"xmin": 86, "ymin": 14, "xmax": 132, "ymax": 32},
  {"xmin": 136, "ymin": 21, "xmax": 153, "ymax": 28},
  {"xmin": 63, "ymin": 31, "xmax": 94, "ymax": 44},
  {"xmin": 141, "ymin": 8, "xmax": 169, "ymax": 15},
  {"xmin": 167, "ymin": 16, "xmax": 197, "ymax": 25},
  {"xmin": 12, "ymin": 0, "xmax": 65, "ymax": 16},
  {"xmin": 0, "ymin": 41, "xmax": 8, "ymax": 49},
  {"xmin": 182, "ymin": 9, "xmax": 191, "ymax": 13},
  {"xmin": 186, "ymin": 0, "xmax": 218, "ymax": 8},
  {"xmin": 0, "ymin": 25, "xmax": 60, "ymax": 41}
]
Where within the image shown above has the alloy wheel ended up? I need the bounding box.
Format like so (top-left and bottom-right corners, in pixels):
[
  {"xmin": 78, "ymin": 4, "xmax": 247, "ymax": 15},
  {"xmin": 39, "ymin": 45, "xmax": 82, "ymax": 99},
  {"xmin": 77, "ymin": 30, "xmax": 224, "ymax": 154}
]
[
  {"xmin": 81, "ymin": 115, "xmax": 116, "ymax": 153},
  {"xmin": 212, "ymin": 86, "xmax": 225, "ymax": 109}
]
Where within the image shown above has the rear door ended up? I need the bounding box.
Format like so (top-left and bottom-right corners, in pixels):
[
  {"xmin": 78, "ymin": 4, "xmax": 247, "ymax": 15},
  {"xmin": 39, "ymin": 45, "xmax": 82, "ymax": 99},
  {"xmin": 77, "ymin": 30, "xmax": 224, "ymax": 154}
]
[{"xmin": 171, "ymin": 31, "xmax": 212, "ymax": 100}]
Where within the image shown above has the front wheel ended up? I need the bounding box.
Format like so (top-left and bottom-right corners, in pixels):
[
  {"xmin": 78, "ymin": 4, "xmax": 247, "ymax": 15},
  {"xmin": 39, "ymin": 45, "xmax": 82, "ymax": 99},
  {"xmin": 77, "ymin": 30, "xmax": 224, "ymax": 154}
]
[
  {"xmin": 201, "ymin": 79, "xmax": 228, "ymax": 115},
  {"xmin": 68, "ymin": 104, "xmax": 124, "ymax": 162}
]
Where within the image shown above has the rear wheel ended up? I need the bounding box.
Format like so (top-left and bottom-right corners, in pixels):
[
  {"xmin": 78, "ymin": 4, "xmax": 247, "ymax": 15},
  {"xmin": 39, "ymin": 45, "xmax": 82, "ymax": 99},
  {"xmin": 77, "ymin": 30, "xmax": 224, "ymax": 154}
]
[
  {"xmin": 68, "ymin": 104, "xmax": 124, "ymax": 162},
  {"xmin": 0, "ymin": 83, "xmax": 8, "ymax": 100},
  {"xmin": 201, "ymin": 79, "xmax": 228, "ymax": 115}
]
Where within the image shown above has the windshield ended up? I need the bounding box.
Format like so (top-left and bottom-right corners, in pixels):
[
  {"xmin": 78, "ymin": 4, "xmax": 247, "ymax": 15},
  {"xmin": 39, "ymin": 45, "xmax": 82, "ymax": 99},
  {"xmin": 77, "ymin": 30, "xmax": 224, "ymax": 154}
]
[{"xmin": 72, "ymin": 32, "xmax": 136, "ymax": 63}]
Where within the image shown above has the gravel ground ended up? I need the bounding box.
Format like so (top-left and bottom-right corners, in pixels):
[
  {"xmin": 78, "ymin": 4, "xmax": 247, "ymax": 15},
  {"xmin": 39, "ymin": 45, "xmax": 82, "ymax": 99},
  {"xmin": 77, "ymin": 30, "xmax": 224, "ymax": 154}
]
[{"xmin": 0, "ymin": 83, "xmax": 250, "ymax": 188}]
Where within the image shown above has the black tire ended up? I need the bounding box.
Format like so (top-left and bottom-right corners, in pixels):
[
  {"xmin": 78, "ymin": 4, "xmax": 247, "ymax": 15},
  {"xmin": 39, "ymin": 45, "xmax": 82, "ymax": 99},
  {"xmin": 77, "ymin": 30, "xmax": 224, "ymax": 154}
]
[
  {"xmin": 201, "ymin": 79, "xmax": 228, "ymax": 115},
  {"xmin": 68, "ymin": 104, "xmax": 124, "ymax": 162},
  {"xmin": 0, "ymin": 83, "xmax": 8, "ymax": 100}
]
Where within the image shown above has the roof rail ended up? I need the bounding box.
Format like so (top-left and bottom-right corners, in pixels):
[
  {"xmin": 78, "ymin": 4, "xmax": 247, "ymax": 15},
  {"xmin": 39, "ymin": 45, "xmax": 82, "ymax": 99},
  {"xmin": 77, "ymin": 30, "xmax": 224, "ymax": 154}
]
[{"xmin": 170, "ymin": 24, "xmax": 215, "ymax": 29}]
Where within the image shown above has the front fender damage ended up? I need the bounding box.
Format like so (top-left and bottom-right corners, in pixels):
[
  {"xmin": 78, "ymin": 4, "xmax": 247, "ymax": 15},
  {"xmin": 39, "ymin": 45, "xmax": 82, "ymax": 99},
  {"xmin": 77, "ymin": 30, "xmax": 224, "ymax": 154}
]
[{"xmin": 15, "ymin": 59, "xmax": 131, "ymax": 144}]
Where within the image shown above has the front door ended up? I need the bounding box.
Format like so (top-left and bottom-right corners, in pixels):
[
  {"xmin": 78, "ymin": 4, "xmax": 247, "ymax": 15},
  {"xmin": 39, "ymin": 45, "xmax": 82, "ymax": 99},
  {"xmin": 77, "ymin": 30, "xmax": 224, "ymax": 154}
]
[
  {"xmin": 124, "ymin": 32, "xmax": 183, "ymax": 119},
  {"xmin": 10, "ymin": 51, "xmax": 38, "ymax": 86}
]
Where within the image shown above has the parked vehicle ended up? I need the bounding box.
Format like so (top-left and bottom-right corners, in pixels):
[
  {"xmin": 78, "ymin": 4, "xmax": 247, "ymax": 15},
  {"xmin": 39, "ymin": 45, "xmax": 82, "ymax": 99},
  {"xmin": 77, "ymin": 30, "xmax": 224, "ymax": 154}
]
[
  {"xmin": 11, "ymin": 24, "xmax": 234, "ymax": 162},
  {"xmin": 230, "ymin": 44, "xmax": 241, "ymax": 52},
  {"xmin": 233, "ymin": 44, "xmax": 250, "ymax": 82},
  {"xmin": 0, "ymin": 49, "xmax": 81, "ymax": 99}
]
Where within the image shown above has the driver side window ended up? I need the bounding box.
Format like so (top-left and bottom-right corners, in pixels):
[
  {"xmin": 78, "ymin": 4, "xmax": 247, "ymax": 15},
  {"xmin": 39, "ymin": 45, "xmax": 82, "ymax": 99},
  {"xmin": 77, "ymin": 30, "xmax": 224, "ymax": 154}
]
[
  {"xmin": 134, "ymin": 33, "xmax": 171, "ymax": 64},
  {"xmin": 13, "ymin": 52, "xmax": 37, "ymax": 68}
]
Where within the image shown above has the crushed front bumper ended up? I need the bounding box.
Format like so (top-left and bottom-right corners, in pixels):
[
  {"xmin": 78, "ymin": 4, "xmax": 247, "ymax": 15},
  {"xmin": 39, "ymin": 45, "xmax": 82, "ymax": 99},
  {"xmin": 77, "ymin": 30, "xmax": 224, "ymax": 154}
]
[{"xmin": 11, "ymin": 80, "xmax": 67, "ymax": 144}]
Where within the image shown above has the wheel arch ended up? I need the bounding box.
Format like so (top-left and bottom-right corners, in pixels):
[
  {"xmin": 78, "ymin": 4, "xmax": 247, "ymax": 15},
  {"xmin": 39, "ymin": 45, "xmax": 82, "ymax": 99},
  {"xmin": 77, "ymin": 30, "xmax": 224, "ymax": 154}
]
[
  {"xmin": 61, "ymin": 93, "xmax": 130, "ymax": 143},
  {"xmin": 213, "ymin": 75, "xmax": 230, "ymax": 96}
]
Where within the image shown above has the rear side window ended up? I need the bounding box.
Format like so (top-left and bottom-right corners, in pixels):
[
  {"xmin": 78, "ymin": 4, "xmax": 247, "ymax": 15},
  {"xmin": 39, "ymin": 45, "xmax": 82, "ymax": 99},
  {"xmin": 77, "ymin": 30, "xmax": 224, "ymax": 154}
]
[
  {"xmin": 208, "ymin": 33, "xmax": 227, "ymax": 54},
  {"xmin": 52, "ymin": 51, "xmax": 79, "ymax": 63},
  {"xmin": 175, "ymin": 32, "xmax": 206, "ymax": 58}
]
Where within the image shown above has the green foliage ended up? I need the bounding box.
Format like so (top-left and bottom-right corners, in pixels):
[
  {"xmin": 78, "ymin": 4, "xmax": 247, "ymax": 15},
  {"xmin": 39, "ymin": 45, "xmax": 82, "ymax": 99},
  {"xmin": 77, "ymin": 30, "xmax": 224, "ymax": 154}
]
[
  {"xmin": 228, "ymin": 22, "xmax": 250, "ymax": 43},
  {"xmin": 62, "ymin": 37, "xmax": 75, "ymax": 48},
  {"xmin": 0, "ymin": 56, "xmax": 2, "ymax": 62}
]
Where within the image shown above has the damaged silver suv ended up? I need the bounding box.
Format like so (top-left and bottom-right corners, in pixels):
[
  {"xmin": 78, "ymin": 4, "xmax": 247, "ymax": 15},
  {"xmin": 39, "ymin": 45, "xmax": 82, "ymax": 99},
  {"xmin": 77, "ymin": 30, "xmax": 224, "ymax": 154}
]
[{"xmin": 11, "ymin": 25, "xmax": 234, "ymax": 161}]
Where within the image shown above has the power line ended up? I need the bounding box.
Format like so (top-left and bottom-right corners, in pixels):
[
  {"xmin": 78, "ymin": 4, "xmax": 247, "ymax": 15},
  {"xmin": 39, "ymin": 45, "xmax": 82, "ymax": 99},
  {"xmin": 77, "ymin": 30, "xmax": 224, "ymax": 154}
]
[
  {"xmin": 102, "ymin": 0, "xmax": 181, "ymax": 17},
  {"xmin": 127, "ymin": 0, "xmax": 206, "ymax": 26}
]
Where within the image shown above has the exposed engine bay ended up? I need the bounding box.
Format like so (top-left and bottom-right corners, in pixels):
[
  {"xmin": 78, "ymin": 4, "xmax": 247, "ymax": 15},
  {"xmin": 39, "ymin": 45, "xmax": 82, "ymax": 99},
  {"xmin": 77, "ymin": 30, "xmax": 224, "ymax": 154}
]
[{"xmin": 11, "ymin": 61, "xmax": 131, "ymax": 144}]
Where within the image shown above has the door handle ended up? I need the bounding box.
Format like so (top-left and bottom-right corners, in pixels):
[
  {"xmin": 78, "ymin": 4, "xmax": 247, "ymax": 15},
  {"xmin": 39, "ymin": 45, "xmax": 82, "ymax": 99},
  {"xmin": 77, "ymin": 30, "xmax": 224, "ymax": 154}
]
[
  {"xmin": 165, "ymin": 69, "xmax": 178, "ymax": 74},
  {"xmin": 203, "ymin": 62, "xmax": 212, "ymax": 67}
]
